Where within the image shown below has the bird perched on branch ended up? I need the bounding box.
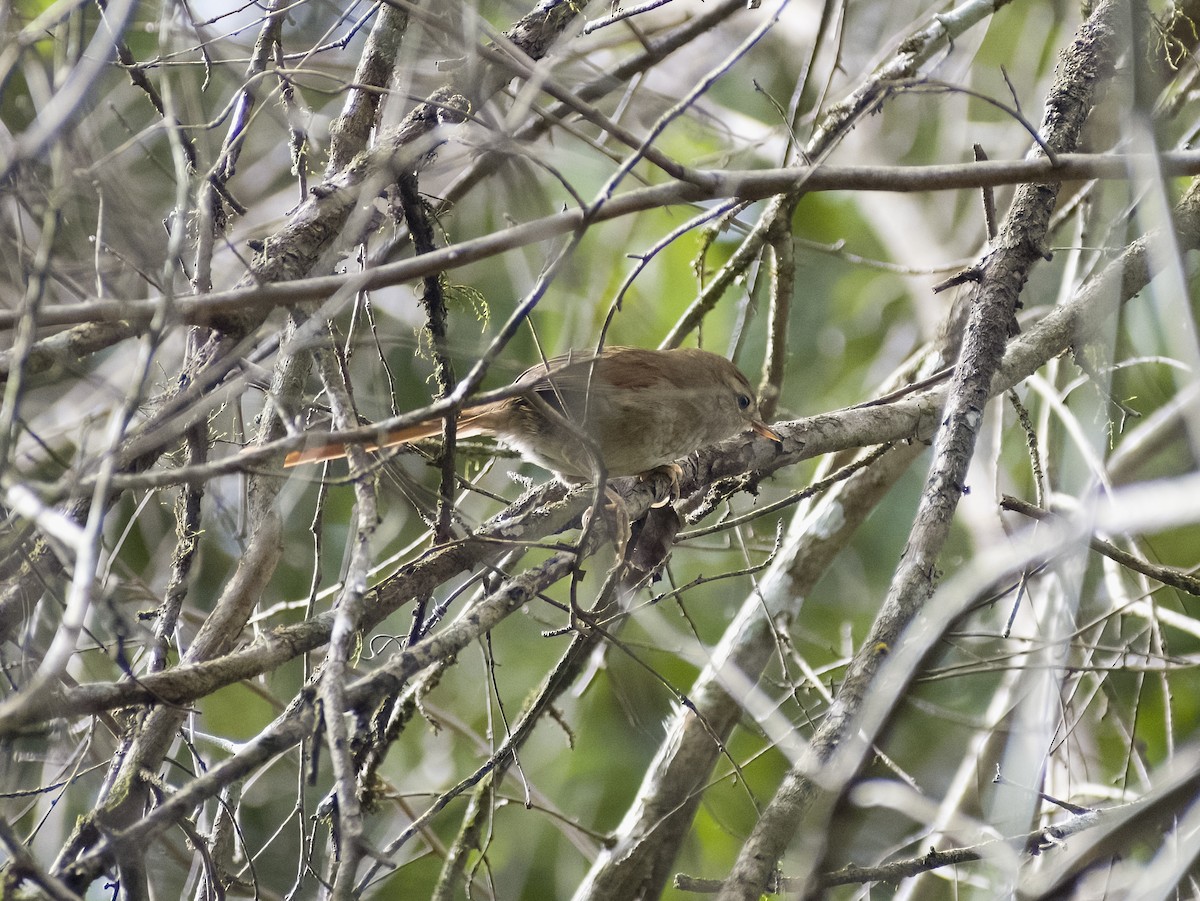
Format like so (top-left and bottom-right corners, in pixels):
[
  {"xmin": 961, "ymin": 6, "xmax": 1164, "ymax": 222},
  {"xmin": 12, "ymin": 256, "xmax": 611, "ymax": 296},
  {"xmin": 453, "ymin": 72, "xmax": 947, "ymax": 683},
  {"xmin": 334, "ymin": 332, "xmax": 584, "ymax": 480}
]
[{"xmin": 285, "ymin": 346, "xmax": 780, "ymax": 483}]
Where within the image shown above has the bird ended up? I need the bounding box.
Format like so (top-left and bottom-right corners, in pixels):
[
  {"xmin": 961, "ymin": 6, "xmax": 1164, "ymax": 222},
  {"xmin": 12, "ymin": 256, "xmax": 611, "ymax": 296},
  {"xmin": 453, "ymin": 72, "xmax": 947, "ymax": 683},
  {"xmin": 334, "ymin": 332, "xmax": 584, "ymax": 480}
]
[{"xmin": 284, "ymin": 346, "xmax": 779, "ymax": 482}]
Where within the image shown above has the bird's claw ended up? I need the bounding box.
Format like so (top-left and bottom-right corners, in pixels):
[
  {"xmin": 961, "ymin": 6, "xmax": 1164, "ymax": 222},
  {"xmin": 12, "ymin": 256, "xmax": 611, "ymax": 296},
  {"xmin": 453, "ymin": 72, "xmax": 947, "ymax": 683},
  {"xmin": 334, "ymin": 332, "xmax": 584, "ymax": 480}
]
[
  {"xmin": 639, "ymin": 463, "xmax": 683, "ymax": 508},
  {"xmin": 579, "ymin": 486, "xmax": 633, "ymax": 555}
]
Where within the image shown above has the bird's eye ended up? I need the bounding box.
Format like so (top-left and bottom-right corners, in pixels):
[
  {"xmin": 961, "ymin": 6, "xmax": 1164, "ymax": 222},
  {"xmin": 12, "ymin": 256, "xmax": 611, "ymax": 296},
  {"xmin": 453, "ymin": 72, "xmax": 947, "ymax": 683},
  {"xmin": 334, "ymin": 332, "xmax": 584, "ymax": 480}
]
[{"xmin": 736, "ymin": 393, "xmax": 752, "ymax": 411}]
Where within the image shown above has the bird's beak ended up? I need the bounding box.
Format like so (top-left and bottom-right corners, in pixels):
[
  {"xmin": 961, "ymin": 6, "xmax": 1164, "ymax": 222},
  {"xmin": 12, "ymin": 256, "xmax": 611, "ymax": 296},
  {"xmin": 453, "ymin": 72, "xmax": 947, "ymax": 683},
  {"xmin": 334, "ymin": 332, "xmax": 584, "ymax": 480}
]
[{"xmin": 752, "ymin": 420, "xmax": 782, "ymax": 443}]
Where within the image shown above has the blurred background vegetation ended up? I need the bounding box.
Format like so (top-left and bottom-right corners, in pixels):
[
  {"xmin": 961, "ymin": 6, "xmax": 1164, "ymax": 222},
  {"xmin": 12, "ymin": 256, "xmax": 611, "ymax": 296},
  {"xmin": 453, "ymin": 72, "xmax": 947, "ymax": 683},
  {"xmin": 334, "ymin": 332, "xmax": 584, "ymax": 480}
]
[{"xmin": 2, "ymin": 0, "xmax": 1200, "ymax": 898}]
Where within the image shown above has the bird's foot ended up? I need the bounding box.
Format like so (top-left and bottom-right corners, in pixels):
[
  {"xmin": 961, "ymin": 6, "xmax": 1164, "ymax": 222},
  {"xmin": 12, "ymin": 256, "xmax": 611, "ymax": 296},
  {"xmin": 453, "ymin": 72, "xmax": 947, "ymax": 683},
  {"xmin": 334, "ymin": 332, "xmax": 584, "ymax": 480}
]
[
  {"xmin": 579, "ymin": 485, "xmax": 633, "ymax": 559},
  {"xmin": 638, "ymin": 463, "xmax": 684, "ymax": 508}
]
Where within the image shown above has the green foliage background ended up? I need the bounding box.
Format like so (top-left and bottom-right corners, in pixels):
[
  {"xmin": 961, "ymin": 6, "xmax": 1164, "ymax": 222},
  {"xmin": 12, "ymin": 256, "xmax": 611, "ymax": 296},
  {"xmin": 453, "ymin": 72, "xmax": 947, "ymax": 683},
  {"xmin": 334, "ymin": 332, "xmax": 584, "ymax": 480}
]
[{"xmin": 2, "ymin": 0, "xmax": 1200, "ymax": 898}]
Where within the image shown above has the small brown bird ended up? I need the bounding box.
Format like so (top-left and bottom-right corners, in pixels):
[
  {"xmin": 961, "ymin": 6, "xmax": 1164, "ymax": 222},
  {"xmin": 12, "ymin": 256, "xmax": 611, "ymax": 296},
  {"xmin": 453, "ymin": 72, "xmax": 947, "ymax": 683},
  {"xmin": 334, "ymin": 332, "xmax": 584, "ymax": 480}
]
[{"xmin": 284, "ymin": 346, "xmax": 779, "ymax": 481}]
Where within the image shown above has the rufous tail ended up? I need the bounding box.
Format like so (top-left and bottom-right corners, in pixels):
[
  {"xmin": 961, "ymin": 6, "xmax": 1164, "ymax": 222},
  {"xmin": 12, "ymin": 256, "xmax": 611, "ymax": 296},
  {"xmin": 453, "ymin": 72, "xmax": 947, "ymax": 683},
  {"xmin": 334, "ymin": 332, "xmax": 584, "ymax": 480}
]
[{"xmin": 283, "ymin": 417, "xmax": 487, "ymax": 468}]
